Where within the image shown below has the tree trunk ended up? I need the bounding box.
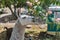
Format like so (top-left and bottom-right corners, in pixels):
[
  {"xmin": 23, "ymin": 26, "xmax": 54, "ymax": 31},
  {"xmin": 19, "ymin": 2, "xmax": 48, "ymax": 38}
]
[
  {"xmin": 7, "ymin": 4, "xmax": 17, "ymax": 20},
  {"xmin": 10, "ymin": 20, "xmax": 26, "ymax": 40},
  {"xmin": 5, "ymin": 0, "xmax": 17, "ymax": 19}
]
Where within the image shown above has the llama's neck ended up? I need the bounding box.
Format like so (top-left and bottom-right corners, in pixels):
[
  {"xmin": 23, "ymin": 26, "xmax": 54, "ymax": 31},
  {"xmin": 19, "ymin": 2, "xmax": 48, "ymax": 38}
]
[{"xmin": 10, "ymin": 20, "xmax": 26, "ymax": 40}]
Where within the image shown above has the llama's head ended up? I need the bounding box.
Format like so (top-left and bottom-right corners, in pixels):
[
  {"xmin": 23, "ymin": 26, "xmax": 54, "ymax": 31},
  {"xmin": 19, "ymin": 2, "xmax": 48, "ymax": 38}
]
[{"xmin": 17, "ymin": 7, "xmax": 34, "ymax": 25}]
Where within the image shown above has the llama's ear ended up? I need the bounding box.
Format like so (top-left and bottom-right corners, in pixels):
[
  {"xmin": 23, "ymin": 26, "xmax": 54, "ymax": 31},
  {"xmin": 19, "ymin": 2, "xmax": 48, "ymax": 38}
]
[{"xmin": 16, "ymin": 8, "xmax": 21, "ymax": 18}]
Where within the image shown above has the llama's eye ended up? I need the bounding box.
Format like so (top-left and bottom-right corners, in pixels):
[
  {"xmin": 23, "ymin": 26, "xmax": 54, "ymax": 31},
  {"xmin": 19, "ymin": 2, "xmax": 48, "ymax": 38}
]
[
  {"xmin": 21, "ymin": 13, "xmax": 23, "ymax": 15},
  {"xmin": 22, "ymin": 17, "xmax": 26, "ymax": 19}
]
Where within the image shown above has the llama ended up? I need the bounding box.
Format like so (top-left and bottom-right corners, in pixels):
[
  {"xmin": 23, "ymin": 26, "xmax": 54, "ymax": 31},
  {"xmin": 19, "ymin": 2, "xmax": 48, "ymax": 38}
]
[{"xmin": 10, "ymin": 7, "xmax": 34, "ymax": 40}]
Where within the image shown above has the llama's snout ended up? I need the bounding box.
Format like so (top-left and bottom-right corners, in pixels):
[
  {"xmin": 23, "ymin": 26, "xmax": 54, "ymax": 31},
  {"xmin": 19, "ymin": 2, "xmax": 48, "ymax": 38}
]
[
  {"xmin": 22, "ymin": 17, "xmax": 26, "ymax": 19},
  {"xmin": 32, "ymin": 17, "xmax": 35, "ymax": 22}
]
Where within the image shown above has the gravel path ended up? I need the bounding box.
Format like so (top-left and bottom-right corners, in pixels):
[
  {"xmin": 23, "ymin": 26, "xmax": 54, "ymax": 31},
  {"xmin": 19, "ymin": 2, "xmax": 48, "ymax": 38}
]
[{"xmin": 0, "ymin": 13, "xmax": 11, "ymax": 18}]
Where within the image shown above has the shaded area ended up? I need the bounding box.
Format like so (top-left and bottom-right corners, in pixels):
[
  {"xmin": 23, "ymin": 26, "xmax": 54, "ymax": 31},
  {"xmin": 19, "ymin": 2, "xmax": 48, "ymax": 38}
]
[
  {"xmin": 0, "ymin": 25, "xmax": 7, "ymax": 40},
  {"xmin": 0, "ymin": 30, "xmax": 7, "ymax": 40},
  {"xmin": 4, "ymin": 27, "xmax": 13, "ymax": 40},
  {"xmin": 0, "ymin": 14, "xmax": 16, "ymax": 23},
  {"xmin": 38, "ymin": 32, "xmax": 55, "ymax": 39}
]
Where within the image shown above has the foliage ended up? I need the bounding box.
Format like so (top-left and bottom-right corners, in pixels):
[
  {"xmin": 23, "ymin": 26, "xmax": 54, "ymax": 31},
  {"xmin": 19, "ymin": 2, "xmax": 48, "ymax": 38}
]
[
  {"xmin": 1, "ymin": 0, "xmax": 60, "ymax": 8},
  {"xmin": 0, "ymin": 0, "xmax": 27, "ymax": 19},
  {"xmin": 0, "ymin": 0, "xmax": 27, "ymax": 7},
  {"xmin": 0, "ymin": 0, "xmax": 60, "ymax": 19},
  {"xmin": 33, "ymin": 5, "xmax": 46, "ymax": 19},
  {"xmin": 28, "ymin": 0, "xmax": 60, "ymax": 20},
  {"xmin": 39, "ymin": 0, "xmax": 60, "ymax": 9}
]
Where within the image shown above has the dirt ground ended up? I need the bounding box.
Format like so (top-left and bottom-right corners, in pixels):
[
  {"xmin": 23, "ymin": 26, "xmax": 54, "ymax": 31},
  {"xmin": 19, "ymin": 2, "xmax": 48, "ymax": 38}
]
[
  {"xmin": 0, "ymin": 23, "xmax": 47, "ymax": 40},
  {"xmin": 0, "ymin": 22, "xmax": 60, "ymax": 40}
]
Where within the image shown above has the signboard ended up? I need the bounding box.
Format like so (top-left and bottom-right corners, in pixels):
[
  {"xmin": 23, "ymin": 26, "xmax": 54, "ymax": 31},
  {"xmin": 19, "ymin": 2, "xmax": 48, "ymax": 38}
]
[
  {"xmin": 47, "ymin": 6, "xmax": 60, "ymax": 31},
  {"xmin": 54, "ymin": 12, "xmax": 60, "ymax": 31},
  {"xmin": 47, "ymin": 11, "xmax": 60, "ymax": 31}
]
